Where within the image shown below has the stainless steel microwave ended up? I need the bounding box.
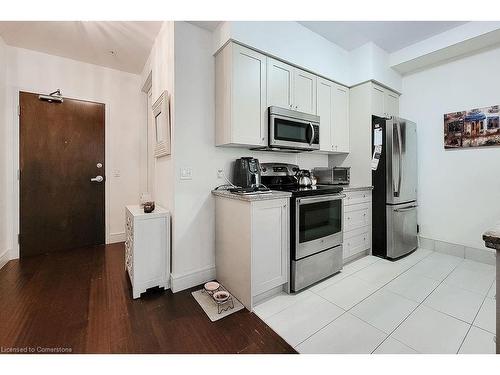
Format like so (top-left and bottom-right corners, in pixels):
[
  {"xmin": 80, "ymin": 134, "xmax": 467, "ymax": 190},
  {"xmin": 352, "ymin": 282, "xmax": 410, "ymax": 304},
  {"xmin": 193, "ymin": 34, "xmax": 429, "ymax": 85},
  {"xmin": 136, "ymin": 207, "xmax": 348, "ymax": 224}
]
[
  {"xmin": 269, "ymin": 106, "xmax": 320, "ymax": 151},
  {"xmin": 313, "ymin": 167, "xmax": 351, "ymax": 185}
]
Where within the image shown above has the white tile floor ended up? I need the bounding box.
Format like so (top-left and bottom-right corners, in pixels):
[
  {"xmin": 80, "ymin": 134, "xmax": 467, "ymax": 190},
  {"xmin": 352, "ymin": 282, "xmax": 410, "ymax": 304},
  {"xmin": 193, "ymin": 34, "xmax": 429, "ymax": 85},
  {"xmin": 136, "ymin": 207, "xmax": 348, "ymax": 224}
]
[{"xmin": 253, "ymin": 248, "xmax": 496, "ymax": 354}]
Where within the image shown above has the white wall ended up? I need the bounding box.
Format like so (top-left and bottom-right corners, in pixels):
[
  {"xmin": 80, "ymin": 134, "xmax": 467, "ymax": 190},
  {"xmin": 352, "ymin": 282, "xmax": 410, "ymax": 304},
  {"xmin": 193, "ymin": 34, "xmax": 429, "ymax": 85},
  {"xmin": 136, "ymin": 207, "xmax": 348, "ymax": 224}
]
[
  {"xmin": 0, "ymin": 36, "xmax": 8, "ymax": 267},
  {"xmin": 140, "ymin": 21, "xmax": 175, "ymax": 214},
  {"xmin": 400, "ymin": 46, "xmax": 500, "ymax": 250},
  {"xmin": 172, "ymin": 22, "xmax": 328, "ymax": 291},
  {"xmin": 4, "ymin": 46, "xmax": 146, "ymax": 258},
  {"xmin": 390, "ymin": 21, "xmax": 500, "ymax": 74},
  {"xmin": 213, "ymin": 21, "xmax": 351, "ymax": 86},
  {"xmin": 349, "ymin": 43, "xmax": 402, "ymax": 92},
  {"xmin": 213, "ymin": 21, "xmax": 402, "ymax": 91}
]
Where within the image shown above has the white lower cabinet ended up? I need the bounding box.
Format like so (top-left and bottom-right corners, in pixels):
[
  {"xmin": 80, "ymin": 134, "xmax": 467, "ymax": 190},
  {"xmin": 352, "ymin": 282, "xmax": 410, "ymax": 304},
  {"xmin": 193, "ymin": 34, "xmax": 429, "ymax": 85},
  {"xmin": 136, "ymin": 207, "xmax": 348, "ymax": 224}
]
[
  {"xmin": 125, "ymin": 205, "xmax": 170, "ymax": 299},
  {"xmin": 343, "ymin": 190, "xmax": 372, "ymax": 261},
  {"xmin": 214, "ymin": 194, "xmax": 290, "ymax": 310},
  {"xmin": 344, "ymin": 226, "xmax": 370, "ymax": 260},
  {"xmin": 251, "ymin": 199, "xmax": 289, "ymax": 296}
]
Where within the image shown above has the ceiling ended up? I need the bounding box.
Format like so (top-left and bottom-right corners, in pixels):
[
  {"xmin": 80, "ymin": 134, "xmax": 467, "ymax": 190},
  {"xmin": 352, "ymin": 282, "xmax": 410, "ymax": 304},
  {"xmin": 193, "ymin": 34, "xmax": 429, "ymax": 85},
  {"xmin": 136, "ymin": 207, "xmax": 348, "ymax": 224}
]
[
  {"xmin": 0, "ymin": 21, "xmax": 163, "ymax": 74},
  {"xmin": 0, "ymin": 21, "xmax": 470, "ymax": 74},
  {"xmin": 299, "ymin": 21, "xmax": 468, "ymax": 52},
  {"xmin": 188, "ymin": 21, "xmax": 221, "ymax": 31}
]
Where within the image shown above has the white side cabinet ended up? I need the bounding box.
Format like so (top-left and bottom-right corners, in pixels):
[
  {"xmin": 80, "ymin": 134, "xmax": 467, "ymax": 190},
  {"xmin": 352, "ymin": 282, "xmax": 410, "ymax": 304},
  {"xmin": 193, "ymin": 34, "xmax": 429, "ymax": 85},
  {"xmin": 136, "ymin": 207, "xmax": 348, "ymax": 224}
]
[
  {"xmin": 125, "ymin": 205, "xmax": 170, "ymax": 299},
  {"xmin": 214, "ymin": 193, "xmax": 290, "ymax": 310},
  {"xmin": 251, "ymin": 199, "xmax": 289, "ymax": 296},
  {"xmin": 343, "ymin": 190, "xmax": 372, "ymax": 261}
]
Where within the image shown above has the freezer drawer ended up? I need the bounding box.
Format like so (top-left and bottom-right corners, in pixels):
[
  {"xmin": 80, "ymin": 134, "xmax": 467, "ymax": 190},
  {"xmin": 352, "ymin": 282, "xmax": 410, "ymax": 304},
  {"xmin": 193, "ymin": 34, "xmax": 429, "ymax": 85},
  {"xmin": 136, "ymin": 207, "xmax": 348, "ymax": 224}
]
[
  {"xmin": 386, "ymin": 203, "xmax": 418, "ymax": 259},
  {"xmin": 291, "ymin": 245, "xmax": 343, "ymax": 292}
]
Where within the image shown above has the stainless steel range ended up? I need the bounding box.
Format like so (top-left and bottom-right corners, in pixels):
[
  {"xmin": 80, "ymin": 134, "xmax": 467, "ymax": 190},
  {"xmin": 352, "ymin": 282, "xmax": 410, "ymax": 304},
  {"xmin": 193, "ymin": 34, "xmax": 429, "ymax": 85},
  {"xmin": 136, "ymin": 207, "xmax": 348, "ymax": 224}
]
[{"xmin": 261, "ymin": 163, "xmax": 345, "ymax": 292}]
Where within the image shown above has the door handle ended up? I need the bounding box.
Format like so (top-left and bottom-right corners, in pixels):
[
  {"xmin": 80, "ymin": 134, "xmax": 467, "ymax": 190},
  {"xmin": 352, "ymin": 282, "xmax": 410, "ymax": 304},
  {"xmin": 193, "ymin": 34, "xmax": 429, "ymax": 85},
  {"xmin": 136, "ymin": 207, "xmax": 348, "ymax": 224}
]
[
  {"xmin": 309, "ymin": 122, "xmax": 315, "ymax": 145},
  {"xmin": 394, "ymin": 121, "xmax": 403, "ymax": 197},
  {"xmin": 90, "ymin": 175, "xmax": 104, "ymax": 183},
  {"xmin": 394, "ymin": 205, "xmax": 418, "ymax": 212}
]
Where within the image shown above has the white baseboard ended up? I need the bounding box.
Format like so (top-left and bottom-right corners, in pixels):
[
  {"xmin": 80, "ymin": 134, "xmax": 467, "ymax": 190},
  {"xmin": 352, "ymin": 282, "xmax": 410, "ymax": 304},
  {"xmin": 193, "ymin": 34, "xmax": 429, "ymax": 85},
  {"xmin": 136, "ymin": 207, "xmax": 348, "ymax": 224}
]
[
  {"xmin": 418, "ymin": 236, "xmax": 495, "ymax": 265},
  {"xmin": 0, "ymin": 248, "xmax": 10, "ymax": 270},
  {"xmin": 170, "ymin": 265, "xmax": 216, "ymax": 293},
  {"xmin": 108, "ymin": 231, "xmax": 126, "ymax": 244}
]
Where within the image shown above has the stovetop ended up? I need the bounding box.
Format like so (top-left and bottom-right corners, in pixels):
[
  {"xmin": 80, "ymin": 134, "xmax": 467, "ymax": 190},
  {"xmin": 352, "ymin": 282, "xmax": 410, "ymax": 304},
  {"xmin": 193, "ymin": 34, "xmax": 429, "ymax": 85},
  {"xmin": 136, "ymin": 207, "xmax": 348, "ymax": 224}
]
[{"xmin": 267, "ymin": 184, "xmax": 343, "ymax": 197}]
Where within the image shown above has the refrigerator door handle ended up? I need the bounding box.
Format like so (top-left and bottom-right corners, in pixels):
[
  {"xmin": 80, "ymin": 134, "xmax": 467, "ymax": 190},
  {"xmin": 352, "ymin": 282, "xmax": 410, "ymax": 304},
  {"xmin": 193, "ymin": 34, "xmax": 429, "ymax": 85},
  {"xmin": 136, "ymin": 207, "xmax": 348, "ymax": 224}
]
[
  {"xmin": 394, "ymin": 121, "xmax": 403, "ymax": 197},
  {"xmin": 394, "ymin": 205, "xmax": 418, "ymax": 212}
]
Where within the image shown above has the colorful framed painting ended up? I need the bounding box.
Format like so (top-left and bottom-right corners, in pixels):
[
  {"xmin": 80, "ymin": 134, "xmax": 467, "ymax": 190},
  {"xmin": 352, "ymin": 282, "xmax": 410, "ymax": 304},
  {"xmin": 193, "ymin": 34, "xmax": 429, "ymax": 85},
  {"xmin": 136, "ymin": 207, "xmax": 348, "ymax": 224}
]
[{"xmin": 444, "ymin": 105, "xmax": 500, "ymax": 149}]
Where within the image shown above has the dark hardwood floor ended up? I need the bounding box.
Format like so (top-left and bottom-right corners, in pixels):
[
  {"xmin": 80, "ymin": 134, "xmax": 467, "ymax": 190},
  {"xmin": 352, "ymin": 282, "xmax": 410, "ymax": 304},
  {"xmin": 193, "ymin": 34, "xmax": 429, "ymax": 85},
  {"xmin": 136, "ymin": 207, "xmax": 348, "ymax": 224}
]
[{"xmin": 0, "ymin": 243, "xmax": 296, "ymax": 354}]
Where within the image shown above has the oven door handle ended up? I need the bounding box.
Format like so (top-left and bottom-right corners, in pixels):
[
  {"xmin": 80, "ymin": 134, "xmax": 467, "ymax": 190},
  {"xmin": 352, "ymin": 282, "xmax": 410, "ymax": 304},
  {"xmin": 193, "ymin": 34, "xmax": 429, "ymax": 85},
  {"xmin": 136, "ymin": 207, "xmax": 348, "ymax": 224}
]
[{"xmin": 297, "ymin": 194, "xmax": 346, "ymax": 205}]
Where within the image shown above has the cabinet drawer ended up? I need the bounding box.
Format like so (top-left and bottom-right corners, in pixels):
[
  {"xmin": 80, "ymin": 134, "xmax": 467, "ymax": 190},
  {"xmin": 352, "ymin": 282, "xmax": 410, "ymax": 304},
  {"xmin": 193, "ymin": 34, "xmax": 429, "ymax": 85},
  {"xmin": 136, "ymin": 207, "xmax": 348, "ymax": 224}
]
[
  {"xmin": 344, "ymin": 227, "xmax": 370, "ymax": 259},
  {"xmin": 344, "ymin": 190, "xmax": 371, "ymax": 206},
  {"xmin": 344, "ymin": 203, "xmax": 370, "ymax": 231}
]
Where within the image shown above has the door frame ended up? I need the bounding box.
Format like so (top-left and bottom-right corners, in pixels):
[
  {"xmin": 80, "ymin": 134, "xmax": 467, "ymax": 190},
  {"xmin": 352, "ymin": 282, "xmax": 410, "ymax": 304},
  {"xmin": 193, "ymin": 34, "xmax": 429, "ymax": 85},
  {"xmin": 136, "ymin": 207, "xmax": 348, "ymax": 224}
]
[{"xmin": 11, "ymin": 87, "xmax": 111, "ymax": 259}]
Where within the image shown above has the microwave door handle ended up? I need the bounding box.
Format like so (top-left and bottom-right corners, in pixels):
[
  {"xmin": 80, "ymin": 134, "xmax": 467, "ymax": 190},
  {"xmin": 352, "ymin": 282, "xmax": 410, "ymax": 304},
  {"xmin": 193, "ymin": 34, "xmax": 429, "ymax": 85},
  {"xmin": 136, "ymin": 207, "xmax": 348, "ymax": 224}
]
[{"xmin": 308, "ymin": 122, "xmax": 314, "ymax": 145}]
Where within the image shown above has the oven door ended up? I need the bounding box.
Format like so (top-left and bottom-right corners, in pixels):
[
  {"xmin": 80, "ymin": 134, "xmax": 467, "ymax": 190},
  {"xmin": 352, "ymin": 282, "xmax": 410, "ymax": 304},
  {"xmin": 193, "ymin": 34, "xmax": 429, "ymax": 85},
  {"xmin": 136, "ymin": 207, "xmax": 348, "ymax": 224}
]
[
  {"xmin": 295, "ymin": 194, "xmax": 344, "ymax": 260},
  {"xmin": 270, "ymin": 114, "xmax": 319, "ymax": 150}
]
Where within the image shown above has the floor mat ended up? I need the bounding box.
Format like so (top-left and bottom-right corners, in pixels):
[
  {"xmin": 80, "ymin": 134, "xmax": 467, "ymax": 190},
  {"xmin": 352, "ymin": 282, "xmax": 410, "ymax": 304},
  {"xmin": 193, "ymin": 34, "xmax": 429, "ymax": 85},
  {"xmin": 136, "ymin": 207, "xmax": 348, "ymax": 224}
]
[{"xmin": 192, "ymin": 288, "xmax": 244, "ymax": 322}]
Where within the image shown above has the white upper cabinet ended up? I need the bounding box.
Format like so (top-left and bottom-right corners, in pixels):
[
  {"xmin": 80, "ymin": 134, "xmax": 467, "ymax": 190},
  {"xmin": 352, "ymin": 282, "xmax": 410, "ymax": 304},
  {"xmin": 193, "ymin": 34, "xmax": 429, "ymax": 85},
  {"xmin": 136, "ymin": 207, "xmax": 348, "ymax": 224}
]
[
  {"xmin": 267, "ymin": 58, "xmax": 293, "ymax": 110},
  {"xmin": 371, "ymin": 84, "xmax": 386, "ymax": 118},
  {"xmin": 317, "ymin": 78, "xmax": 334, "ymax": 152},
  {"xmin": 293, "ymin": 69, "xmax": 317, "ymax": 114},
  {"xmin": 317, "ymin": 77, "xmax": 350, "ymax": 153},
  {"xmin": 371, "ymin": 83, "xmax": 400, "ymax": 118},
  {"xmin": 384, "ymin": 90, "xmax": 399, "ymax": 117},
  {"xmin": 215, "ymin": 42, "xmax": 361, "ymax": 151},
  {"xmin": 333, "ymin": 84, "xmax": 350, "ymax": 153},
  {"xmin": 215, "ymin": 43, "xmax": 267, "ymax": 147},
  {"xmin": 267, "ymin": 57, "xmax": 317, "ymax": 115}
]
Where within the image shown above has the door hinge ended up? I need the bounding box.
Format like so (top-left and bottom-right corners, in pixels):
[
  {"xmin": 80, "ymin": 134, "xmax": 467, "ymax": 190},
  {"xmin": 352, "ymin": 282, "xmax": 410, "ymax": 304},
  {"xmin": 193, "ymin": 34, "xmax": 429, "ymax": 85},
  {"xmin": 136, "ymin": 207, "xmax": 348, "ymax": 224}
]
[
  {"xmin": 17, "ymin": 169, "xmax": 20, "ymax": 180},
  {"xmin": 17, "ymin": 105, "xmax": 21, "ymax": 117},
  {"xmin": 18, "ymin": 234, "xmax": 21, "ymax": 245}
]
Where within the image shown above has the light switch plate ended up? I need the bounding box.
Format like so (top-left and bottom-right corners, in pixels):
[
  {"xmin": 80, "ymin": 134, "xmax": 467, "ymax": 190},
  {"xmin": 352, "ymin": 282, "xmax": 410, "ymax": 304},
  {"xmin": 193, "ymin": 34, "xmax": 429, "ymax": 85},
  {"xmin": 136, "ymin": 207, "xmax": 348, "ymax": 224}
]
[{"xmin": 180, "ymin": 167, "xmax": 193, "ymax": 180}]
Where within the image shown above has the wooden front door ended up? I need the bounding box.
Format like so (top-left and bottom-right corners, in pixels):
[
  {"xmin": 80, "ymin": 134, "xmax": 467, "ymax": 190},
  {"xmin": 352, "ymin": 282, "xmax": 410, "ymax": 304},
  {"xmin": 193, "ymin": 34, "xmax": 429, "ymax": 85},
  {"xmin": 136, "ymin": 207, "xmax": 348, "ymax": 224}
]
[{"xmin": 19, "ymin": 91, "xmax": 105, "ymax": 257}]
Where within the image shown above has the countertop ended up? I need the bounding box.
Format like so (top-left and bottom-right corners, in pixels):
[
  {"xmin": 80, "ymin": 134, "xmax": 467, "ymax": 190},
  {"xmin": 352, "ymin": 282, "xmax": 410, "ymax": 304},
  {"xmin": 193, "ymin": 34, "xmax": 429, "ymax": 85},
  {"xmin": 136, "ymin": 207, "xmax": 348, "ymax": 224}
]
[
  {"xmin": 126, "ymin": 205, "xmax": 170, "ymax": 219},
  {"xmin": 482, "ymin": 222, "xmax": 500, "ymax": 251},
  {"xmin": 212, "ymin": 189, "xmax": 292, "ymax": 202},
  {"xmin": 341, "ymin": 185, "xmax": 374, "ymax": 192}
]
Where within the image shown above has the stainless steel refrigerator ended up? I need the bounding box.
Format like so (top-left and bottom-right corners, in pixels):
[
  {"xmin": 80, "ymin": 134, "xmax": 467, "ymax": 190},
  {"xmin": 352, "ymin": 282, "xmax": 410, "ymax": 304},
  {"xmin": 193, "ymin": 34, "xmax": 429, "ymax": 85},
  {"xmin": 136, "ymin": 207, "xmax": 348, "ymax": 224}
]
[{"xmin": 372, "ymin": 117, "xmax": 418, "ymax": 259}]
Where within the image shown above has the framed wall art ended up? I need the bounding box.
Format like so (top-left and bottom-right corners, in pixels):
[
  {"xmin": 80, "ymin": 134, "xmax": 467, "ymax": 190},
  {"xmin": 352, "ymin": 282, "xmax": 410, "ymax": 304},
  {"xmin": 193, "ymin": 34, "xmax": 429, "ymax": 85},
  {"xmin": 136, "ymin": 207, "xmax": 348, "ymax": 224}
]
[
  {"xmin": 444, "ymin": 105, "xmax": 500, "ymax": 149},
  {"xmin": 152, "ymin": 90, "xmax": 171, "ymax": 157}
]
